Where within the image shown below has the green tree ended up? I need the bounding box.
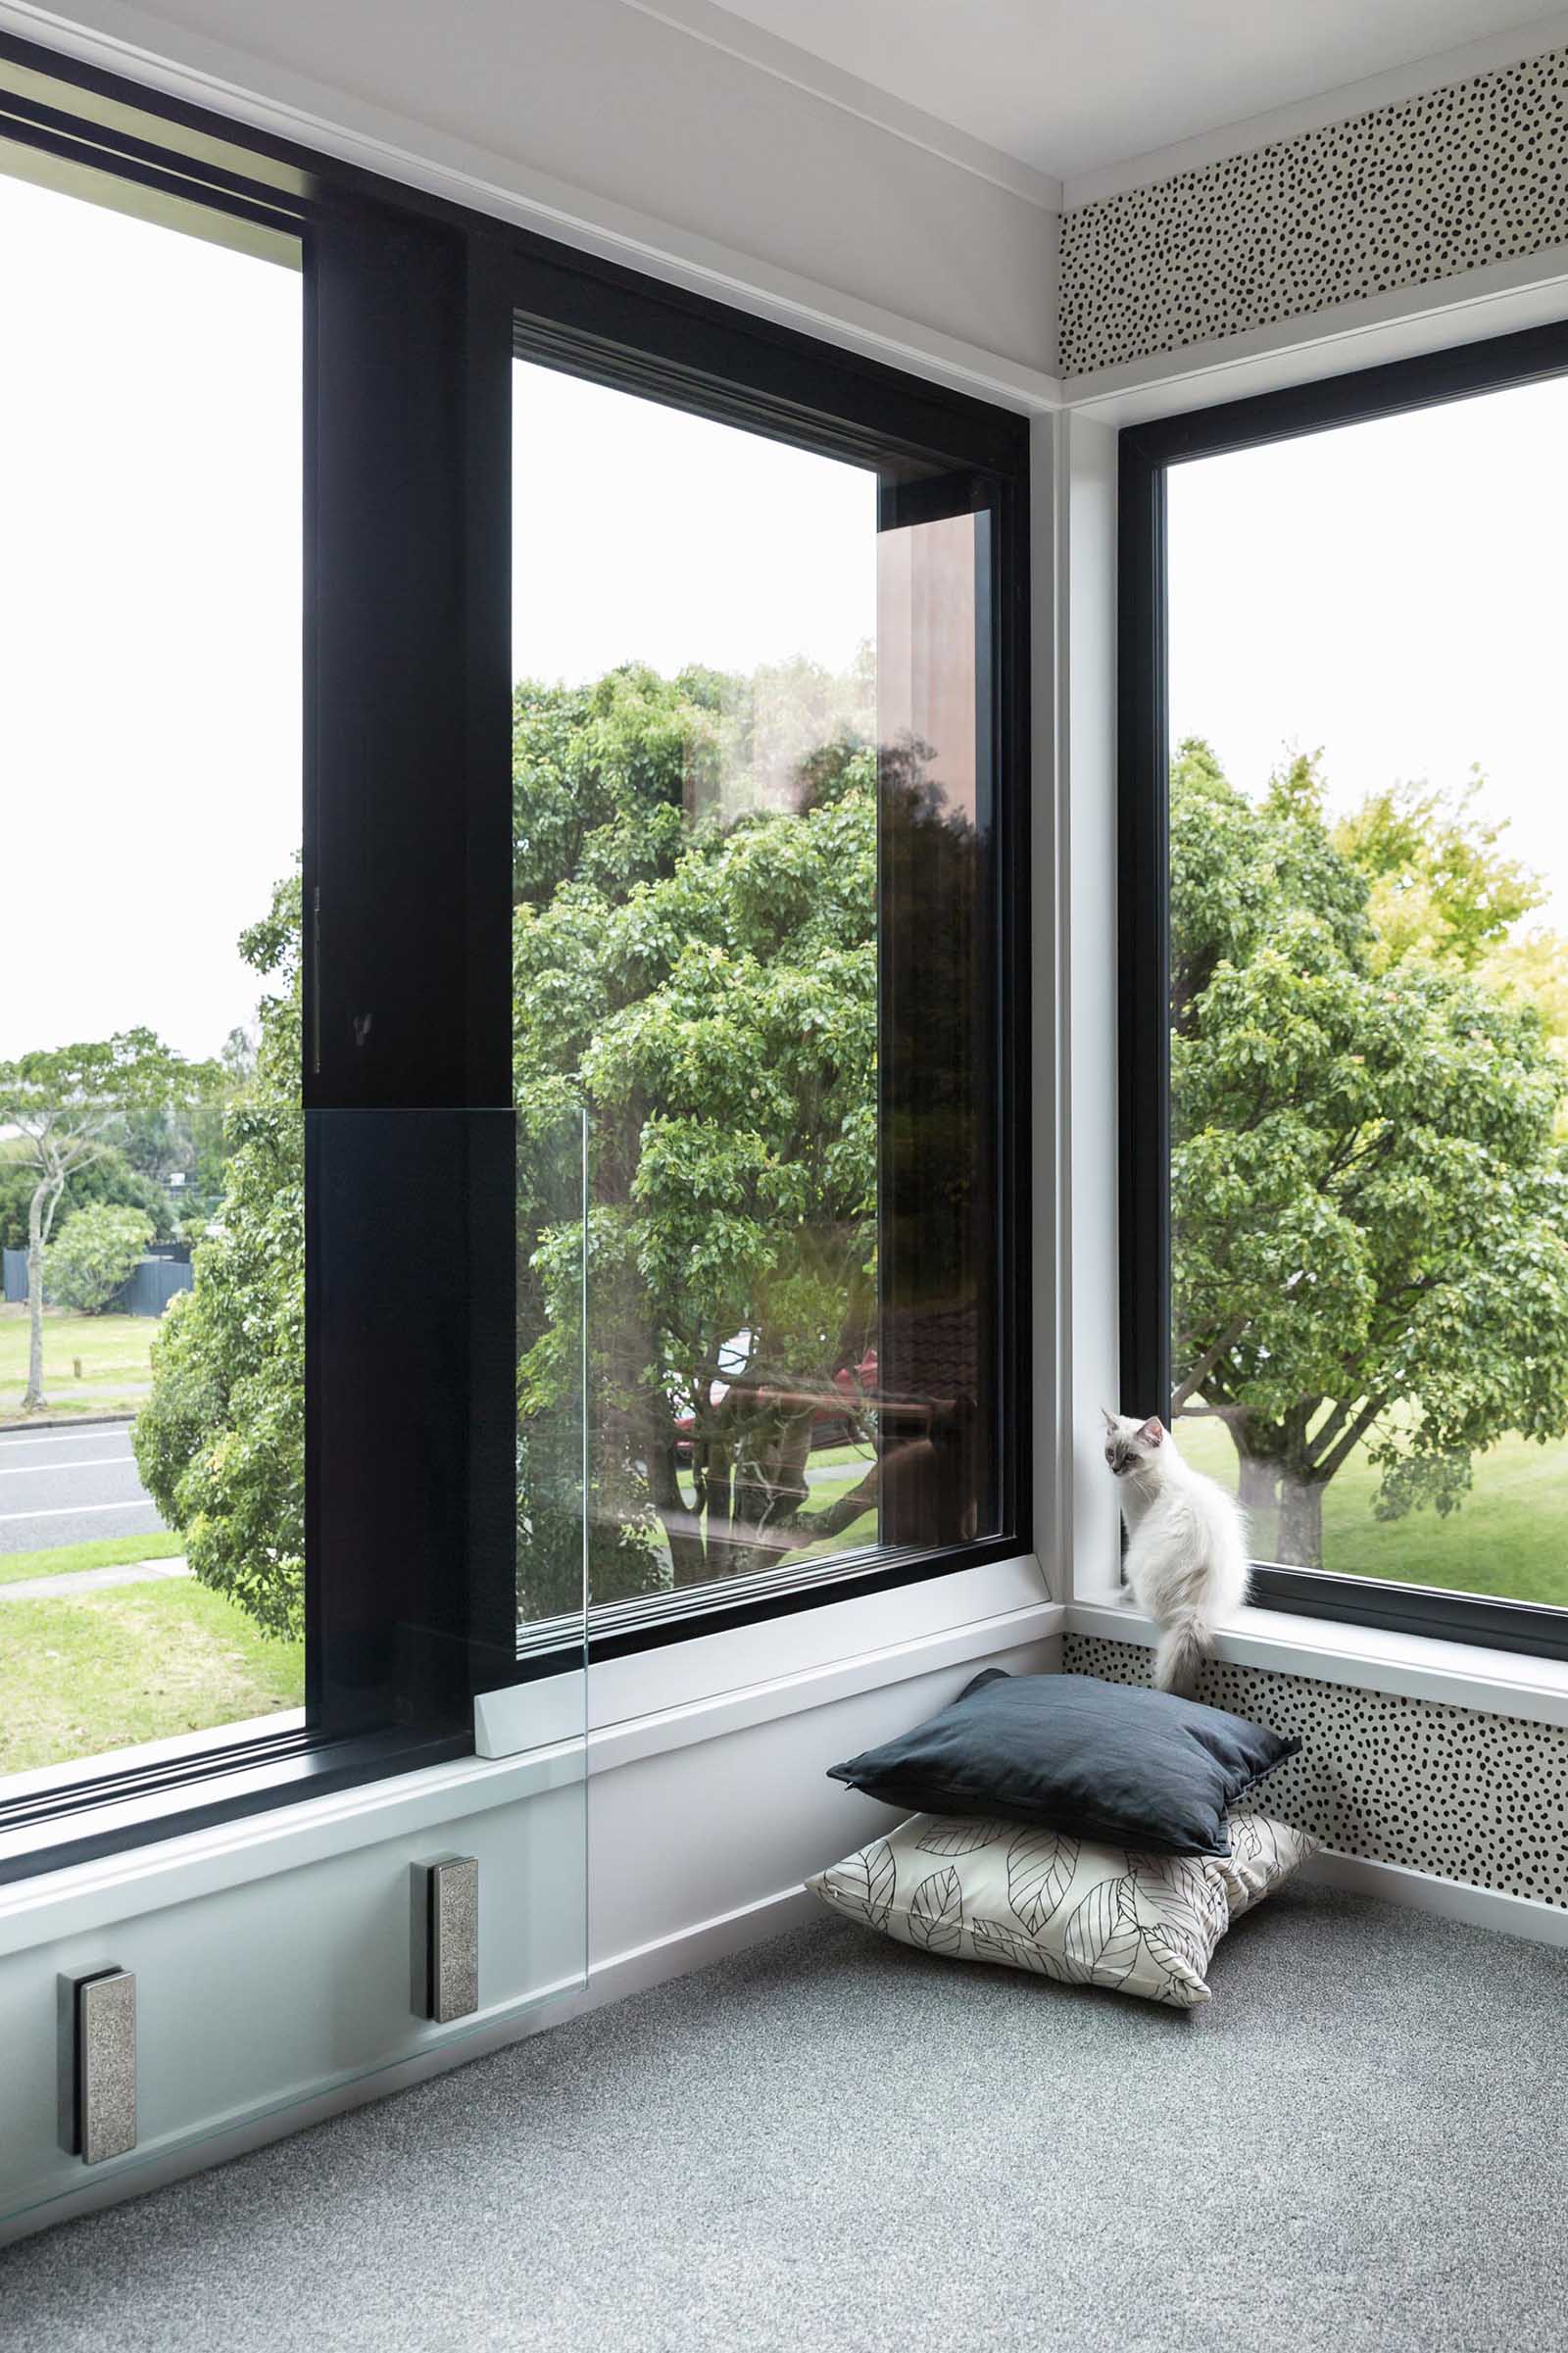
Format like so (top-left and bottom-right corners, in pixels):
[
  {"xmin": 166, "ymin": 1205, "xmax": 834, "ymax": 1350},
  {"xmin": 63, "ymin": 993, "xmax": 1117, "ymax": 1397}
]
[
  {"xmin": 133, "ymin": 879, "xmax": 304, "ymax": 1639},
  {"xmin": 0, "ymin": 1033, "xmax": 217, "ymax": 1412},
  {"xmin": 43, "ymin": 1202, "xmax": 154, "ymax": 1314},
  {"xmin": 1334, "ymin": 771, "xmax": 1545, "ymax": 970},
  {"xmin": 1171, "ymin": 740, "xmax": 1568, "ymax": 1565},
  {"xmin": 0, "ymin": 1146, "xmax": 172, "ymax": 1253},
  {"xmin": 135, "ymin": 662, "xmax": 928, "ymax": 1636},
  {"xmin": 1337, "ymin": 767, "xmax": 1568, "ymax": 1134},
  {"xmin": 115, "ymin": 1102, "xmax": 229, "ymax": 1230},
  {"xmin": 512, "ymin": 663, "xmax": 886, "ymax": 1618}
]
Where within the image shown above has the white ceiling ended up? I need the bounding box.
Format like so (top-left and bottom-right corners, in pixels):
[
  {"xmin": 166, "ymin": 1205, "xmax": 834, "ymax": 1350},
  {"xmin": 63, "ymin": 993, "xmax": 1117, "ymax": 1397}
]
[{"xmin": 665, "ymin": 0, "xmax": 1566, "ymax": 183}]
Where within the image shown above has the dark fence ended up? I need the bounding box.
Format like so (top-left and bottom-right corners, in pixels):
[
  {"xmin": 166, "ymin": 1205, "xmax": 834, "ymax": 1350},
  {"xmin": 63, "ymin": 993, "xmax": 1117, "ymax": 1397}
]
[{"xmin": 1, "ymin": 1250, "xmax": 194, "ymax": 1317}]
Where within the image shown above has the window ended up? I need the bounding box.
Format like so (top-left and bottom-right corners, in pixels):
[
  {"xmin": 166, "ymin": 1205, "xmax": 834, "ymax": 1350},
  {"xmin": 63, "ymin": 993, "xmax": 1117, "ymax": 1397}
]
[
  {"xmin": 1120, "ymin": 323, "xmax": 1568, "ymax": 1658},
  {"xmin": 0, "ymin": 76, "xmax": 305, "ymax": 1794},
  {"xmin": 507, "ymin": 263, "xmax": 1028, "ymax": 1659},
  {"xmin": 0, "ymin": 30, "xmax": 1028, "ymax": 1877},
  {"xmin": 0, "ymin": 41, "xmax": 497, "ymax": 1876}
]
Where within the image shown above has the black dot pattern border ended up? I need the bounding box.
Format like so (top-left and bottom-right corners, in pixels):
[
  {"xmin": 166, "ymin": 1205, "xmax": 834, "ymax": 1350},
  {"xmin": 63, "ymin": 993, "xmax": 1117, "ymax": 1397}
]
[
  {"xmin": 1059, "ymin": 47, "xmax": 1568, "ymax": 376},
  {"xmin": 1063, "ymin": 1633, "xmax": 1568, "ymax": 1910}
]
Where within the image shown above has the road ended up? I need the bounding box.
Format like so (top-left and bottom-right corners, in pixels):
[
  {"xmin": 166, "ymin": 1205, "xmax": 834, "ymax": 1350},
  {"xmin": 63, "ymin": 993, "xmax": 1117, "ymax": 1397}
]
[{"xmin": 0, "ymin": 1421, "xmax": 167, "ymax": 1556}]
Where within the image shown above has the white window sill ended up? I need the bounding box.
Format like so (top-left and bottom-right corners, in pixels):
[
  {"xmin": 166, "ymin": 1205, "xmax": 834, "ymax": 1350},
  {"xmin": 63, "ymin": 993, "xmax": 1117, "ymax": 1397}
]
[
  {"xmin": 1, "ymin": 1559, "xmax": 1060, "ymax": 1949},
  {"xmin": 1066, "ymin": 1596, "xmax": 1568, "ymax": 1729}
]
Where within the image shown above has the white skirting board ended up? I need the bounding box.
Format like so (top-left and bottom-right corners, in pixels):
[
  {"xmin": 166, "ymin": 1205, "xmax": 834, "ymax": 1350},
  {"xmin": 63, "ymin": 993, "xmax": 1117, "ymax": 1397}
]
[
  {"xmin": 1302, "ymin": 1847, "xmax": 1568, "ymax": 1949},
  {"xmin": 11, "ymin": 1846, "xmax": 1567, "ymax": 2245},
  {"xmin": 2, "ymin": 1563, "xmax": 1058, "ymax": 2247},
  {"xmin": 0, "ymin": 1878, "xmax": 818, "ymax": 2248}
]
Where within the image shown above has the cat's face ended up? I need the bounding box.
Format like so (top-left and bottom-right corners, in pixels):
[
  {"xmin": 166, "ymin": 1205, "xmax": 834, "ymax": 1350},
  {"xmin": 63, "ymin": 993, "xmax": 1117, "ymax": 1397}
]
[{"xmin": 1101, "ymin": 1408, "xmax": 1165, "ymax": 1477}]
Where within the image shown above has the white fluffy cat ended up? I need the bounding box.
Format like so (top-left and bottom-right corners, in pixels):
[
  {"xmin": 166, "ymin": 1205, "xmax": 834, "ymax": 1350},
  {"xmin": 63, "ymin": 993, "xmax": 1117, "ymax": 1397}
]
[{"xmin": 1101, "ymin": 1409, "xmax": 1250, "ymax": 1694}]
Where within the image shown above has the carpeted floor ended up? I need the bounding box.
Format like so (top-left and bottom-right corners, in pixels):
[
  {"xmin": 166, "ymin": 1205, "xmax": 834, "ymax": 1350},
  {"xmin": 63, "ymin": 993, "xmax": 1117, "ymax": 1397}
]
[{"xmin": 5, "ymin": 1883, "xmax": 1567, "ymax": 2352}]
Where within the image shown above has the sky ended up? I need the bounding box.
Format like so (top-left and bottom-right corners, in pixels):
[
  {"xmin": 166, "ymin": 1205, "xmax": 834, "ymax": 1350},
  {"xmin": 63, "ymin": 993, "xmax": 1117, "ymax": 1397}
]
[
  {"xmin": 0, "ymin": 166, "xmax": 302, "ymax": 1068},
  {"xmin": 0, "ymin": 165, "xmax": 875, "ymax": 1068},
  {"xmin": 22, "ymin": 150, "xmax": 1563, "ymax": 1065},
  {"xmin": 1167, "ymin": 377, "xmax": 1568, "ymax": 929},
  {"xmin": 512, "ymin": 359, "xmax": 876, "ymax": 689}
]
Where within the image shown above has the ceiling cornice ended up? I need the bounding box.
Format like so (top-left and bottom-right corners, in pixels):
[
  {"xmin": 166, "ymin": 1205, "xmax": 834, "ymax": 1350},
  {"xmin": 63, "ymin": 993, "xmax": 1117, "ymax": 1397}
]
[{"xmin": 620, "ymin": 0, "xmax": 1061, "ymax": 210}]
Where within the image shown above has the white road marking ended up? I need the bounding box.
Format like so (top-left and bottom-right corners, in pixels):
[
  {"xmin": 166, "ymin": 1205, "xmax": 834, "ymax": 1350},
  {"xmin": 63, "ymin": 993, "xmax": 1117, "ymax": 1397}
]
[
  {"xmin": 0, "ymin": 1429, "xmax": 134, "ymax": 1450},
  {"xmin": 0, "ymin": 1457, "xmax": 136, "ymax": 1478},
  {"xmin": 0, "ymin": 1499, "xmax": 158, "ymax": 1525}
]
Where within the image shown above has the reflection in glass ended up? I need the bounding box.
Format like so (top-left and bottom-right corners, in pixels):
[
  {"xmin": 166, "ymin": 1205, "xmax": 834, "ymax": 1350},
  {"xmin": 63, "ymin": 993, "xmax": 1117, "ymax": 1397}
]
[
  {"xmin": 512, "ymin": 363, "xmax": 999, "ymax": 1623},
  {"xmin": 515, "ymin": 1106, "xmax": 589, "ymax": 1629},
  {"xmin": 876, "ymin": 509, "xmax": 994, "ymax": 1559}
]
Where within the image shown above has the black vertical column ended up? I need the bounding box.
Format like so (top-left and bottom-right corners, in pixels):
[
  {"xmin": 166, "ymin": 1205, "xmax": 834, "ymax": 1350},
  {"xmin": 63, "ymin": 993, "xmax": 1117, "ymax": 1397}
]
[
  {"xmin": 1116, "ymin": 432, "xmax": 1172, "ymax": 1426},
  {"xmin": 303, "ymin": 203, "xmax": 515, "ymax": 1737}
]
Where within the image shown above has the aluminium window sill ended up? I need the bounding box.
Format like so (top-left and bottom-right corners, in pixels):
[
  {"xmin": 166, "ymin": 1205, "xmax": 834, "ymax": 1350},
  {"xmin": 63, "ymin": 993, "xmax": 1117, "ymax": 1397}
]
[
  {"xmin": 0, "ymin": 1731, "xmax": 580, "ymax": 1956},
  {"xmin": 1, "ymin": 1560, "xmax": 1060, "ymax": 1948},
  {"xmin": 0, "ymin": 1725, "xmax": 477, "ymax": 1902},
  {"xmin": 1066, "ymin": 1596, "xmax": 1568, "ymax": 1730}
]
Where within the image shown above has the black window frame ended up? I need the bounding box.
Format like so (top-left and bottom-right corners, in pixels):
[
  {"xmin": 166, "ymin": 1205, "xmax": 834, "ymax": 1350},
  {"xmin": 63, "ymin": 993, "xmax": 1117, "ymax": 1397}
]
[
  {"xmin": 1118, "ymin": 317, "xmax": 1568, "ymax": 1665},
  {"xmin": 0, "ymin": 27, "xmax": 1031, "ymax": 1884},
  {"xmin": 503, "ymin": 235, "xmax": 1032, "ymax": 1672}
]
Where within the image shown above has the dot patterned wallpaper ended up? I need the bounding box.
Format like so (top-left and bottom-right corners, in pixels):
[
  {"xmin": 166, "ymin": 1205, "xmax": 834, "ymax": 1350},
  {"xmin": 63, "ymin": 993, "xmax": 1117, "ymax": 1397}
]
[
  {"xmin": 1065, "ymin": 1633, "xmax": 1568, "ymax": 1911},
  {"xmin": 1059, "ymin": 47, "xmax": 1568, "ymax": 376}
]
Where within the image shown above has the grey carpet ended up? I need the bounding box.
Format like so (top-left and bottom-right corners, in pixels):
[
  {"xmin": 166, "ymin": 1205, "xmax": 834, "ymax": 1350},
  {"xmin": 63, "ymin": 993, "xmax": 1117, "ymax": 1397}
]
[{"xmin": 5, "ymin": 1883, "xmax": 1567, "ymax": 2352}]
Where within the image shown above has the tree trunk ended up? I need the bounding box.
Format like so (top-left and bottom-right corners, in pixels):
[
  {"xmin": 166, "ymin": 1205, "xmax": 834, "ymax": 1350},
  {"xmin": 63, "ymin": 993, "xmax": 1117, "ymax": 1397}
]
[
  {"xmin": 1276, "ymin": 1475, "xmax": 1325, "ymax": 1569},
  {"xmin": 1236, "ymin": 1453, "xmax": 1280, "ymax": 1517},
  {"xmin": 698, "ymin": 1438, "xmax": 735, "ymax": 1582},
  {"xmin": 731, "ymin": 1412, "xmax": 811, "ymax": 1570},
  {"xmin": 643, "ymin": 1421, "xmax": 708, "ymax": 1587},
  {"xmin": 22, "ymin": 1174, "xmax": 61, "ymax": 1412}
]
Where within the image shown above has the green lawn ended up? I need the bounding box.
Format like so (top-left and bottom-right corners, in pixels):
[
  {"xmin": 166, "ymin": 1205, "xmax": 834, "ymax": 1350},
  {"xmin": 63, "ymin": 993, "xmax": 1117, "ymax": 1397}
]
[
  {"xmin": 0, "ymin": 1531, "xmax": 184, "ymax": 1590},
  {"xmin": 657, "ymin": 1439, "xmax": 878, "ymax": 1577},
  {"xmin": 791, "ymin": 1442, "xmax": 877, "ymax": 1559},
  {"xmin": 1177, "ymin": 1414, "xmax": 1568, "ymax": 1607},
  {"xmin": 640, "ymin": 1430, "xmax": 870, "ymax": 1581},
  {"xmin": 0, "ymin": 1304, "xmax": 157, "ymax": 1420},
  {"xmin": 0, "ymin": 1576, "xmax": 304, "ymax": 1778}
]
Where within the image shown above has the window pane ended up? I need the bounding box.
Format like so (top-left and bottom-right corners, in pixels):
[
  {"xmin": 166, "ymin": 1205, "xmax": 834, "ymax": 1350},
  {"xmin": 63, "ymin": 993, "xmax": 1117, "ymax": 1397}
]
[
  {"xmin": 0, "ymin": 163, "xmax": 304, "ymax": 1781},
  {"xmin": 877, "ymin": 509, "xmax": 1000, "ymax": 1552},
  {"xmin": 512, "ymin": 362, "xmax": 1002, "ymax": 1625},
  {"xmin": 1166, "ymin": 378, "xmax": 1568, "ymax": 1609}
]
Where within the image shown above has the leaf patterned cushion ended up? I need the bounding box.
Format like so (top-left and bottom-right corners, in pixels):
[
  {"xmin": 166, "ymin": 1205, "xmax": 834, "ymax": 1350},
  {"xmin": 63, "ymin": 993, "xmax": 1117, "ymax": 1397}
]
[{"xmin": 806, "ymin": 1810, "xmax": 1317, "ymax": 2007}]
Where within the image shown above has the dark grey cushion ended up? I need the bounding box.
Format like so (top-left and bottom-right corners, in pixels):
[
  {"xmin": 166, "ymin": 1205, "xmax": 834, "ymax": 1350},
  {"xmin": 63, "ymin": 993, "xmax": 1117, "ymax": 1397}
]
[{"xmin": 827, "ymin": 1670, "xmax": 1300, "ymax": 1857}]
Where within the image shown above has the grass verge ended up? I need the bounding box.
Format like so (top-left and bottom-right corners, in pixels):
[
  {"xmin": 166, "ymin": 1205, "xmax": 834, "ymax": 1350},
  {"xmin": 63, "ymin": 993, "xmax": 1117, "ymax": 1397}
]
[
  {"xmin": 0, "ymin": 1577, "xmax": 304, "ymax": 1778},
  {"xmin": 0, "ymin": 1532, "xmax": 184, "ymax": 1590},
  {"xmin": 0, "ymin": 1305, "xmax": 158, "ymax": 1419},
  {"xmin": 1177, "ymin": 1415, "xmax": 1568, "ymax": 1608}
]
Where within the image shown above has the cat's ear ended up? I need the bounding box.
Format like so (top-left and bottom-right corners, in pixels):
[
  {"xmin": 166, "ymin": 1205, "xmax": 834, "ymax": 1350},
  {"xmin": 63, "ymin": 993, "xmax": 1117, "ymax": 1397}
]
[
  {"xmin": 1100, "ymin": 1405, "xmax": 1119, "ymax": 1431},
  {"xmin": 1139, "ymin": 1416, "xmax": 1165, "ymax": 1446}
]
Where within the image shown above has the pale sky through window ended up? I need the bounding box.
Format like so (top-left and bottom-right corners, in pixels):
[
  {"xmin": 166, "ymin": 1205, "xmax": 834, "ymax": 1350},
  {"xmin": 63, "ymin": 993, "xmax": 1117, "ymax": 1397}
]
[
  {"xmin": 16, "ymin": 157, "xmax": 1563, "ymax": 1067},
  {"xmin": 1167, "ymin": 379, "xmax": 1568, "ymax": 931},
  {"xmin": 511, "ymin": 358, "xmax": 877, "ymax": 686},
  {"xmin": 0, "ymin": 165, "xmax": 876, "ymax": 1065},
  {"xmin": 0, "ymin": 169, "xmax": 301, "ymax": 1068}
]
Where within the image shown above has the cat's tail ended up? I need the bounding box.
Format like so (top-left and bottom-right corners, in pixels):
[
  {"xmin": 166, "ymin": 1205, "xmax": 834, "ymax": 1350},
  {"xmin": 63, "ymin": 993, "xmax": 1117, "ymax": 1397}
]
[{"xmin": 1153, "ymin": 1612, "xmax": 1212, "ymax": 1697}]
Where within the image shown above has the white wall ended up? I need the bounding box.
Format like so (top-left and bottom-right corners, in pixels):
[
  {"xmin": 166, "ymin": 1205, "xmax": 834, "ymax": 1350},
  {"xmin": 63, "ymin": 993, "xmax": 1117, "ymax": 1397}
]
[
  {"xmin": 1, "ymin": 1560, "xmax": 1060, "ymax": 2241},
  {"xmin": 1058, "ymin": 412, "xmax": 1119, "ymax": 1601},
  {"xmin": 2, "ymin": 0, "xmax": 1059, "ymax": 385}
]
